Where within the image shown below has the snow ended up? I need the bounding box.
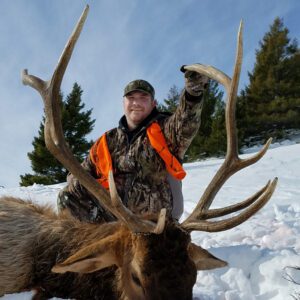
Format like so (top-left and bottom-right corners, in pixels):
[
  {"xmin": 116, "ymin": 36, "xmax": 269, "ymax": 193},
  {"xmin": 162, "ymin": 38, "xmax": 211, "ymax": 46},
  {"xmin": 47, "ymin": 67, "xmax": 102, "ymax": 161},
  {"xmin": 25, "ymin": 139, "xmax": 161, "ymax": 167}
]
[{"xmin": 0, "ymin": 142, "xmax": 300, "ymax": 300}]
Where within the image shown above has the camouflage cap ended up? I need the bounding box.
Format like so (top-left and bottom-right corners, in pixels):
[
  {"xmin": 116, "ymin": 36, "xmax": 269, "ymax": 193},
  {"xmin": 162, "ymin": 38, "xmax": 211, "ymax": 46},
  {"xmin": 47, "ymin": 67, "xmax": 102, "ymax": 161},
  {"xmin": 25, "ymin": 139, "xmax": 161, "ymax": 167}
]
[{"xmin": 123, "ymin": 79, "xmax": 155, "ymax": 99}]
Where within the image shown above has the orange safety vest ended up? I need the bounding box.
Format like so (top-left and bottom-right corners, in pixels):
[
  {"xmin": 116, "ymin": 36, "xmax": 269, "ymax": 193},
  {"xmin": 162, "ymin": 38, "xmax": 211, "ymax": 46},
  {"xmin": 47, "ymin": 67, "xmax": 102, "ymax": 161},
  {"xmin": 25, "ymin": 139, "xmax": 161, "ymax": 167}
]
[{"xmin": 90, "ymin": 122, "xmax": 186, "ymax": 189}]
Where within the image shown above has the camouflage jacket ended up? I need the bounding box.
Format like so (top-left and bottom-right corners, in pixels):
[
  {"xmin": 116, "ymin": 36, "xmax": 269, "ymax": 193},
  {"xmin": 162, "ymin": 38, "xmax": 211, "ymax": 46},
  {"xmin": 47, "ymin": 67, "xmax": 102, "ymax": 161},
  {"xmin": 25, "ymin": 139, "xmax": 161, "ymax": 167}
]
[{"xmin": 60, "ymin": 90, "xmax": 203, "ymax": 221}]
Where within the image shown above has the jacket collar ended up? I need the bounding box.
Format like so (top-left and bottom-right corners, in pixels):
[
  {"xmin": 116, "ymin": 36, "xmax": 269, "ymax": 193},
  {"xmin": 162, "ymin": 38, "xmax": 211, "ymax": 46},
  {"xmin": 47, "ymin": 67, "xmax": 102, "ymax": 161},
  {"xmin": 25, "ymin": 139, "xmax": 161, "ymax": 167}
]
[
  {"xmin": 119, "ymin": 107, "xmax": 160, "ymax": 133},
  {"xmin": 119, "ymin": 107, "xmax": 167, "ymax": 143}
]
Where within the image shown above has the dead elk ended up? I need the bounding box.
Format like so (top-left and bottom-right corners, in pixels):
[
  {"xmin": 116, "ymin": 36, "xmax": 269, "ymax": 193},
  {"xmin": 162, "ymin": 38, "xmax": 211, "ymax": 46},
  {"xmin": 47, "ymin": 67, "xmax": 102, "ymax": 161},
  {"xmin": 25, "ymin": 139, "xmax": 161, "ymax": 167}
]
[
  {"xmin": 0, "ymin": 197, "xmax": 202, "ymax": 300},
  {"xmin": 0, "ymin": 5, "xmax": 277, "ymax": 300}
]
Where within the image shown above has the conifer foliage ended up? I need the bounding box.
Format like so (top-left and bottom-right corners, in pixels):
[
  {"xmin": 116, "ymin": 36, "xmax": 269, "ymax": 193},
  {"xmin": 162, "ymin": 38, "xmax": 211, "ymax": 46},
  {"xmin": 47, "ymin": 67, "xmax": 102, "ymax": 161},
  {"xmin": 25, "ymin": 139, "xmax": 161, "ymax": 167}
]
[
  {"xmin": 239, "ymin": 17, "xmax": 300, "ymax": 141},
  {"xmin": 20, "ymin": 83, "xmax": 95, "ymax": 186},
  {"xmin": 185, "ymin": 81, "xmax": 225, "ymax": 160},
  {"xmin": 157, "ymin": 85, "xmax": 180, "ymax": 113}
]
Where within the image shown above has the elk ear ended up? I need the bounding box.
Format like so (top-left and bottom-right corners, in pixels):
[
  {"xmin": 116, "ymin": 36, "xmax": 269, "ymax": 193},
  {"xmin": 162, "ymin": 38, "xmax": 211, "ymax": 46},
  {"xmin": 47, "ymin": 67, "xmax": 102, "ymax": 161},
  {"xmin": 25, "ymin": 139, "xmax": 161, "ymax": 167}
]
[
  {"xmin": 52, "ymin": 235, "xmax": 123, "ymax": 274},
  {"xmin": 188, "ymin": 242, "xmax": 228, "ymax": 270}
]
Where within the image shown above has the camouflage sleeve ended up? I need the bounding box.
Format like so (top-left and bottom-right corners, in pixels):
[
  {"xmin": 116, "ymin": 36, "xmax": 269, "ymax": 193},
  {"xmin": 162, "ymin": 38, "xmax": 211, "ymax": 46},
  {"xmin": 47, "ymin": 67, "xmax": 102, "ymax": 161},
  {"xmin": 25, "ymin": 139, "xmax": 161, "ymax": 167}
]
[
  {"xmin": 65, "ymin": 155, "xmax": 98, "ymax": 199},
  {"xmin": 161, "ymin": 90, "xmax": 203, "ymax": 160}
]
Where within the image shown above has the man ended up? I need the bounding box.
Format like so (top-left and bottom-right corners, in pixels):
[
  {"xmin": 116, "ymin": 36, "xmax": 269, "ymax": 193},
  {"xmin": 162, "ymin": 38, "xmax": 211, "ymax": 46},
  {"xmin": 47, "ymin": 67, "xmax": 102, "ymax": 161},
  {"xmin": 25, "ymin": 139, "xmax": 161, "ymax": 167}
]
[{"xmin": 57, "ymin": 66, "xmax": 209, "ymax": 223}]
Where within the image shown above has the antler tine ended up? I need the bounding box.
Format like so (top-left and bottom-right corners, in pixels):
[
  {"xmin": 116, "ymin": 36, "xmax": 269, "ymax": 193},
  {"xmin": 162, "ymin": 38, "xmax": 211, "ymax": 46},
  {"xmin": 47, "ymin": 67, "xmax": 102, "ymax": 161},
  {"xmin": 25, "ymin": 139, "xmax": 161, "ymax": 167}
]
[
  {"xmin": 226, "ymin": 20, "xmax": 243, "ymax": 158},
  {"xmin": 22, "ymin": 6, "xmax": 164, "ymax": 234},
  {"xmin": 108, "ymin": 171, "xmax": 166, "ymax": 234},
  {"xmin": 22, "ymin": 5, "xmax": 111, "ymax": 209},
  {"xmin": 197, "ymin": 180, "xmax": 271, "ymax": 220},
  {"xmin": 181, "ymin": 21, "xmax": 277, "ymax": 231},
  {"xmin": 182, "ymin": 178, "xmax": 277, "ymax": 232}
]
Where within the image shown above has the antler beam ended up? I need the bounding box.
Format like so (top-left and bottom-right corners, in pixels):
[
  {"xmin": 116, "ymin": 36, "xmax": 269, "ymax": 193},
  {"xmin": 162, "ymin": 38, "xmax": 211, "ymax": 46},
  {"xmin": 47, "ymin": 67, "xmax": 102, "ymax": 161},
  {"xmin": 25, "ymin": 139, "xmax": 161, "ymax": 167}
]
[
  {"xmin": 22, "ymin": 5, "xmax": 165, "ymax": 234},
  {"xmin": 181, "ymin": 21, "xmax": 277, "ymax": 232}
]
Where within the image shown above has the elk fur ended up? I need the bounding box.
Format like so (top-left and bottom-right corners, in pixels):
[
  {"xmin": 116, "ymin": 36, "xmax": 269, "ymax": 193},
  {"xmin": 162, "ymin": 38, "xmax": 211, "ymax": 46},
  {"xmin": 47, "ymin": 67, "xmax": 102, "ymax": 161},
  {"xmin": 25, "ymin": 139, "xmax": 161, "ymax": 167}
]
[
  {"xmin": 1, "ymin": 196, "xmax": 219, "ymax": 300},
  {"xmin": 0, "ymin": 196, "xmax": 122, "ymax": 299}
]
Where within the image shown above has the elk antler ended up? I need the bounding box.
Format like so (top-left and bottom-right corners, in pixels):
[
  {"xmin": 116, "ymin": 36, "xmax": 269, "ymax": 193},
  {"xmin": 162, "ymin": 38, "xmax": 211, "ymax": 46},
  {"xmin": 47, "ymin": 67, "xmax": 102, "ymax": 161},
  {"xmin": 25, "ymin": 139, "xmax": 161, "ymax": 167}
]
[
  {"xmin": 21, "ymin": 5, "xmax": 166, "ymax": 234},
  {"xmin": 181, "ymin": 21, "xmax": 278, "ymax": 232}
]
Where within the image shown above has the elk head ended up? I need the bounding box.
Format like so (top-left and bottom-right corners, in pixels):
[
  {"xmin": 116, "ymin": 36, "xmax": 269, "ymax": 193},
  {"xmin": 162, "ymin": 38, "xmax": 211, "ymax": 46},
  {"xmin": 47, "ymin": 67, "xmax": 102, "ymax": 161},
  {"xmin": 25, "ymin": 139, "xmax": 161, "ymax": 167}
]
[
  {"xmin": 51, "ymin": 182, "xmax": 225, "ymax": 299},
  {"xmin": 22, "ymin": 6, "xmax": 277, "ymax": 300}
]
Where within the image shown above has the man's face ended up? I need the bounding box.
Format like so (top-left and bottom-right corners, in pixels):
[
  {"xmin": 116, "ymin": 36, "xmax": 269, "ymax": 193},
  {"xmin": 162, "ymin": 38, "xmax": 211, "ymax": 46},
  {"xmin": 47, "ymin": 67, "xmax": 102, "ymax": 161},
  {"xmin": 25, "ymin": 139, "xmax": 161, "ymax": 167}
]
[{"xmin": 123, "ymin": 91, "xmax": 156, "ymax": 130}]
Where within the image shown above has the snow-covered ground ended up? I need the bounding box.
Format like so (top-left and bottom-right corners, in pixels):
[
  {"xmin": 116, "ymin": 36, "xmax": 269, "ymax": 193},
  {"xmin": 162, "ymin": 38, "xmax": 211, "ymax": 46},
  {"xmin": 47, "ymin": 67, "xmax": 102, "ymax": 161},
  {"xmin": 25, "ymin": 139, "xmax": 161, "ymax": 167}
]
[{"xmin": 0, "ymin": 142, "xmax": 299, "ymax": 300}]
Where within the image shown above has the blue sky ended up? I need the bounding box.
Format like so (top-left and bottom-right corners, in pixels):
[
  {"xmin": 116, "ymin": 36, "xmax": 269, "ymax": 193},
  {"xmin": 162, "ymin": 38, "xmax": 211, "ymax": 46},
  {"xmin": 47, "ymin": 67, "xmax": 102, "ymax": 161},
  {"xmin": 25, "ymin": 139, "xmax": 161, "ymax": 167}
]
[{"xmin": 1, "ymin": 0, "xmax": 299, "ymax": 188}]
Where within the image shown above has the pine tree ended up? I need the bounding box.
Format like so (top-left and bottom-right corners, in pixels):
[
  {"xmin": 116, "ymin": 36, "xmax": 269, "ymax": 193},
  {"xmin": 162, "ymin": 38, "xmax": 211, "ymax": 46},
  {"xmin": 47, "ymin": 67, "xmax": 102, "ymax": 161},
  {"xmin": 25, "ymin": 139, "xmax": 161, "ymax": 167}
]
[
  {"xmin": 185, "ymin": 81, "xmax": 225, "ymax": 160},
  {"xmin": 202, "ymin": 96, "xmax": 227, "ymax": 157},
  {"xmin": 240, "ymin": 17, "xmax": 300, "ymax": 141},
  {"xmin": 20, "ymin": 83, "xmax": 95, "ymax": 186},
  {"xmin": 157, "ymin": 85, "xmax": 180, "ymax": 113}
]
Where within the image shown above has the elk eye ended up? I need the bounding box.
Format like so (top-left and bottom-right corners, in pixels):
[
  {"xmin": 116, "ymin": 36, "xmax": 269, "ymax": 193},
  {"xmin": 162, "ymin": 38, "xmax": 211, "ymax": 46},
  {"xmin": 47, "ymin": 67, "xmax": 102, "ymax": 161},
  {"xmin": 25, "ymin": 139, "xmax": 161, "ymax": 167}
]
[{"xmin": 131, "ymin": 272, "xmax": 141, "ymax": 287}]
